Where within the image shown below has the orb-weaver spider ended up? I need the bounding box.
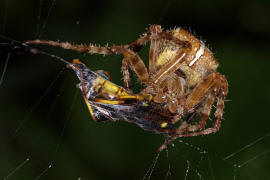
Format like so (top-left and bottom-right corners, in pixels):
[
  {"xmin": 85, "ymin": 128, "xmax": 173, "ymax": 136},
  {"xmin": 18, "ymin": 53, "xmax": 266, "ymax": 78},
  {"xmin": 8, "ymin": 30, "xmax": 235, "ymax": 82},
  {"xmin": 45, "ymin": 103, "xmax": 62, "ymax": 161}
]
[{"xmin": 4, "ymin": 25, "xmax": 228, "ymax": 151}]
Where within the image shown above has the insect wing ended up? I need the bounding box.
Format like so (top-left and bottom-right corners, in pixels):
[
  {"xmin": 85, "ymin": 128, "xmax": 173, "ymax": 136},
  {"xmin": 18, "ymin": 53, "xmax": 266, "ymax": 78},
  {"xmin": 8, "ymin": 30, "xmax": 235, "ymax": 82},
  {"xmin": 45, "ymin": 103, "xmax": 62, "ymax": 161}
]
[
  {"xmin": 90, "ymin": 101, "xmax": 174, "ymax": 134},
  {"xmin": 89, "ymin": 102, "xmax": 131, "ymax": 122}
]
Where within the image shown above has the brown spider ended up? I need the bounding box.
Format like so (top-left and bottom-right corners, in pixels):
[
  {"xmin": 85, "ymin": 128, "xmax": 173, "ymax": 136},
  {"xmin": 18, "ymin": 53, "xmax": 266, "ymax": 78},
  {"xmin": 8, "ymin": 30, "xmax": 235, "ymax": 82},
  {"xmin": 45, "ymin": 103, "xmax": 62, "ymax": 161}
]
[{"xmin": 27, "ymin": 25, "xmax": 228, "ymax": 151}]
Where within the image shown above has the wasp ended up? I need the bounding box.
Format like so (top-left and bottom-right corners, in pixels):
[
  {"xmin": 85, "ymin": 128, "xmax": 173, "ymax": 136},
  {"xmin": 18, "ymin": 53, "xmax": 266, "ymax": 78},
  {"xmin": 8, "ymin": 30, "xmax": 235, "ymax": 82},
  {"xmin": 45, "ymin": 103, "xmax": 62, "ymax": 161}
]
[{"xmin": 67, "ymin": 59, "xmax": 174, "ymax": 135}]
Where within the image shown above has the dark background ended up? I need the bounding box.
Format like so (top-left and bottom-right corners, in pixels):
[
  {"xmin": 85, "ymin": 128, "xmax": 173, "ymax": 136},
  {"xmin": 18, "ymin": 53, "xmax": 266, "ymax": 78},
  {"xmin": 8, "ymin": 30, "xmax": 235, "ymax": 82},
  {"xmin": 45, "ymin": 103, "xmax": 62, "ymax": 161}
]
[{"xmin": 0, "ymin": 0, "xmax": 270, "ymax": 179}]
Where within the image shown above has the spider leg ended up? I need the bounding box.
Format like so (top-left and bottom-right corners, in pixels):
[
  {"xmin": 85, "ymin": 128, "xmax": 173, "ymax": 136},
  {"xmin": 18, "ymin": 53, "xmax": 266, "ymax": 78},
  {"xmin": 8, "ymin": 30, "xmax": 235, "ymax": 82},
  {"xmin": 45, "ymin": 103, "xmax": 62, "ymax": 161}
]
[
  {"xmin": 27, "ymin": 40, "xmax": 114, "ymax": 55},
  {"xmin": 119, "ymin": 48, "xmax": 149, "ymax": 84},
  {"xmin": 185, "ymin": 72, "xmax": 228, "ymax": 110},
  {"xmin": 158, "ymin": 93, "xmax": 215, "ymax": 151},
  {"xmin": 171, "ymin": 88, "xmax": 226, "ymax": 139},
  {"xmin": 181, "ymin": 73, "xmax": 228, "ymax": 135},
  {"xmin": 121, "ymin": 58, "xmax": 132, "ymax": 92},
  {"xmin": 159, "ymin": 31, "xmax": 192, "ymax": 49},
  {"xmin": 148, "ymin": 25, "xmax": 162, "ymax": 74},
  {"xmin": 166, "ymin": 75, "xmax": 185, "ymax": 113},
  {"xmin": 122, "ymin": 25, "xmax": 163, "ymax": 76},
  {"xmin": 127, "ymin": 25, "xmax": 191, "ymax": 75},
  {"xmin": 151, "ymin": 47, "xmax": 191, "ymax": 85},
  {"xmin": 127, "ymin": 25, "xmax": 190, "ymax": 51},
  {"xmin": 177, "ymin": 93, "xmax": 216, "ymax": 134},
  {"xmin": 125, "ymin": 34, "xmax": 150, "ymax": 52},
  {"xmin": 157, "ymin": 73, "xmax": 228, "ymax": 152},
  {"xmin": 27, "ymin": 25, "xmax": 190, "ymax": 58},
  {"xmin": 125, "ymin": 25, "xmax": 162, "ymax": 51},
  {"xmin": 28, "ymin": 39, "xmax": 150, "ymax": 85}
]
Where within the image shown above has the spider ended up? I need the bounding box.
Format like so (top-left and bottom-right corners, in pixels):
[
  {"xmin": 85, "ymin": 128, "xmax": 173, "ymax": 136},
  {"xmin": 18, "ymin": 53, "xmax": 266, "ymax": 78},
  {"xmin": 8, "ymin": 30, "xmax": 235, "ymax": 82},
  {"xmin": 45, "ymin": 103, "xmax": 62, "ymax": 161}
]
[{"xmin": 26, "ymin": 25, "xmax": 228, "ymax": 151}]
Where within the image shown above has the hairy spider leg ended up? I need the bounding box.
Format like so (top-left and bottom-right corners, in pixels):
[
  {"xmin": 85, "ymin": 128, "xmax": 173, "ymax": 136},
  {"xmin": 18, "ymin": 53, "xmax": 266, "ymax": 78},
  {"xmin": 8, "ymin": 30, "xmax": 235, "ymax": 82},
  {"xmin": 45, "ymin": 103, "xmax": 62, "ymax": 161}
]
[
  {"xmin": 150, "ymin": 47, "xmax": 190, "ymax": 85},
  {"xmin": 126, "ymin": 25, "xmax": 191, "ymax": 75},
  {"xmin": 148, "ymin": 25, "xmax": 162, "ymax": 74},
  {"xmin": 27, "ymin": 25, "xmax": 190, "ymax": 90},
  {"xmin": 158, "ymin": 72, "xmax": 228, "ymax": 151},
  {"xmin": 27, "ymin": 40, "xmax": 114, "ymax": 55},
  {"xmin": 121, "ymin": 58, "xmax": 132, "ymax": 92},
  {"xmin": 120, "ymin": 48, "xmax": 149, "ymax": 84},
  {"xmin": 176, "ymin": 92, "xmax": 216, "ymax": 134},
  {"xmin": 26, "ymin": 40, "xmax": 150, "ymax": 87}
]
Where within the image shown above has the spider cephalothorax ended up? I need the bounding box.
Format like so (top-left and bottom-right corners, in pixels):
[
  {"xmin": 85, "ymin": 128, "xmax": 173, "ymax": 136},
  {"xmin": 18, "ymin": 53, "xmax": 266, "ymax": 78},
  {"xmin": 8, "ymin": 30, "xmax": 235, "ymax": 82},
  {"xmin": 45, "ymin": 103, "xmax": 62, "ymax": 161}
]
[{"xmin": 27, "ymin": 25, "xmax": 228, "ymax": 151}]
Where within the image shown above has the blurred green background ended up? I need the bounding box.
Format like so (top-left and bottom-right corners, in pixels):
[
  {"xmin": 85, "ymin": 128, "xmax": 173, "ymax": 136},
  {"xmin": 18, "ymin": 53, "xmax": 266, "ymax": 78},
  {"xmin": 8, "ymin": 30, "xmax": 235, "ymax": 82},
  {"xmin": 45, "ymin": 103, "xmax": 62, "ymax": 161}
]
[{"xmin": 1, "ymin": 0, "xmax": 270, "ymax": 179}]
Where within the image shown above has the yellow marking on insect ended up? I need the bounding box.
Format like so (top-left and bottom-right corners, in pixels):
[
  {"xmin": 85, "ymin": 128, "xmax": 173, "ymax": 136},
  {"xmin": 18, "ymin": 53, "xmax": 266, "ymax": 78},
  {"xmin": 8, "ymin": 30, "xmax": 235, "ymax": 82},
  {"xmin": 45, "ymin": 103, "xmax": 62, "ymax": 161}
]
[
  {"xmin": 142, "ymin": 102, "xmax": 149, "ymax": 106},
  {"xmin": 92, "ymin": 77, "xmax": 129, "ymax": 97},
  {"xmin": 140, "ymin": 93, "xmax": 153, "ymax": 101},
  {"xmin": 119, "ymin": 95, "xmax": 139, "ymax": 99},
  {"xmin": 161, "ymin": 122, "xmax": 168, "ymax": 128},
  {"xmin": 104, "ymin": 81, "xmax": 129, "ymax": 96},
  {"xmin": 92, "ymin": 76, "xmax": 153, "ymax": 102},
  {"xmin": 71, "ymin": 59, "xmax": 153, "ymax": 103},
  {"xmin": 95, "ymin": 99, "xmax": 122, "ymax": 104},
  {"xmin": 83, "ymin": 97, "xmax": 97, "ymax": 121},
  {"xmin": 73, "ymin": 59, "xmax": 83, "ymax": 64}
]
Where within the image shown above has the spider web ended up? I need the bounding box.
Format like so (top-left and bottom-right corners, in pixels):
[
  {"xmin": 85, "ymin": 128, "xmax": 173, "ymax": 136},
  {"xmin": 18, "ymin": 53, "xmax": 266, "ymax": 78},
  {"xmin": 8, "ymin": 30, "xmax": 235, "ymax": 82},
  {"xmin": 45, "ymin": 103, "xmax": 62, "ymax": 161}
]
[{"xmin": 1, "ymin": 0, "xmax": 270, "ymax": 179}]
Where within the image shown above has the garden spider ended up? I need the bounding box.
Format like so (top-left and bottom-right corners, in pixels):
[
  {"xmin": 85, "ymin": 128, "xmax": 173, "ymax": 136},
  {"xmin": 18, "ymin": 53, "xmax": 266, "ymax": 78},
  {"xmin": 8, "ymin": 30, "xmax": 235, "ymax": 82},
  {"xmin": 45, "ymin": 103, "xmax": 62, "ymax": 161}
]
[{"xmin": 26, "ymin": 25, "xmax": 228, "ymax": 151}]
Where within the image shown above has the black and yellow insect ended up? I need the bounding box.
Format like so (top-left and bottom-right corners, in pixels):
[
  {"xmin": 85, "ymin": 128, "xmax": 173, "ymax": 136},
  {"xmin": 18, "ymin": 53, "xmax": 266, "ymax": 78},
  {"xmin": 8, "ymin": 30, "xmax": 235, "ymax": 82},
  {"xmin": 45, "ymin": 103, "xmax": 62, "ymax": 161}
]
[
  {"xmin": 68, "ymin": 59, "xmax": 173, "ymax": 134},
  {"xmin": 0, "ymin": 38, "xmax": 175, "ymax": 150}
]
